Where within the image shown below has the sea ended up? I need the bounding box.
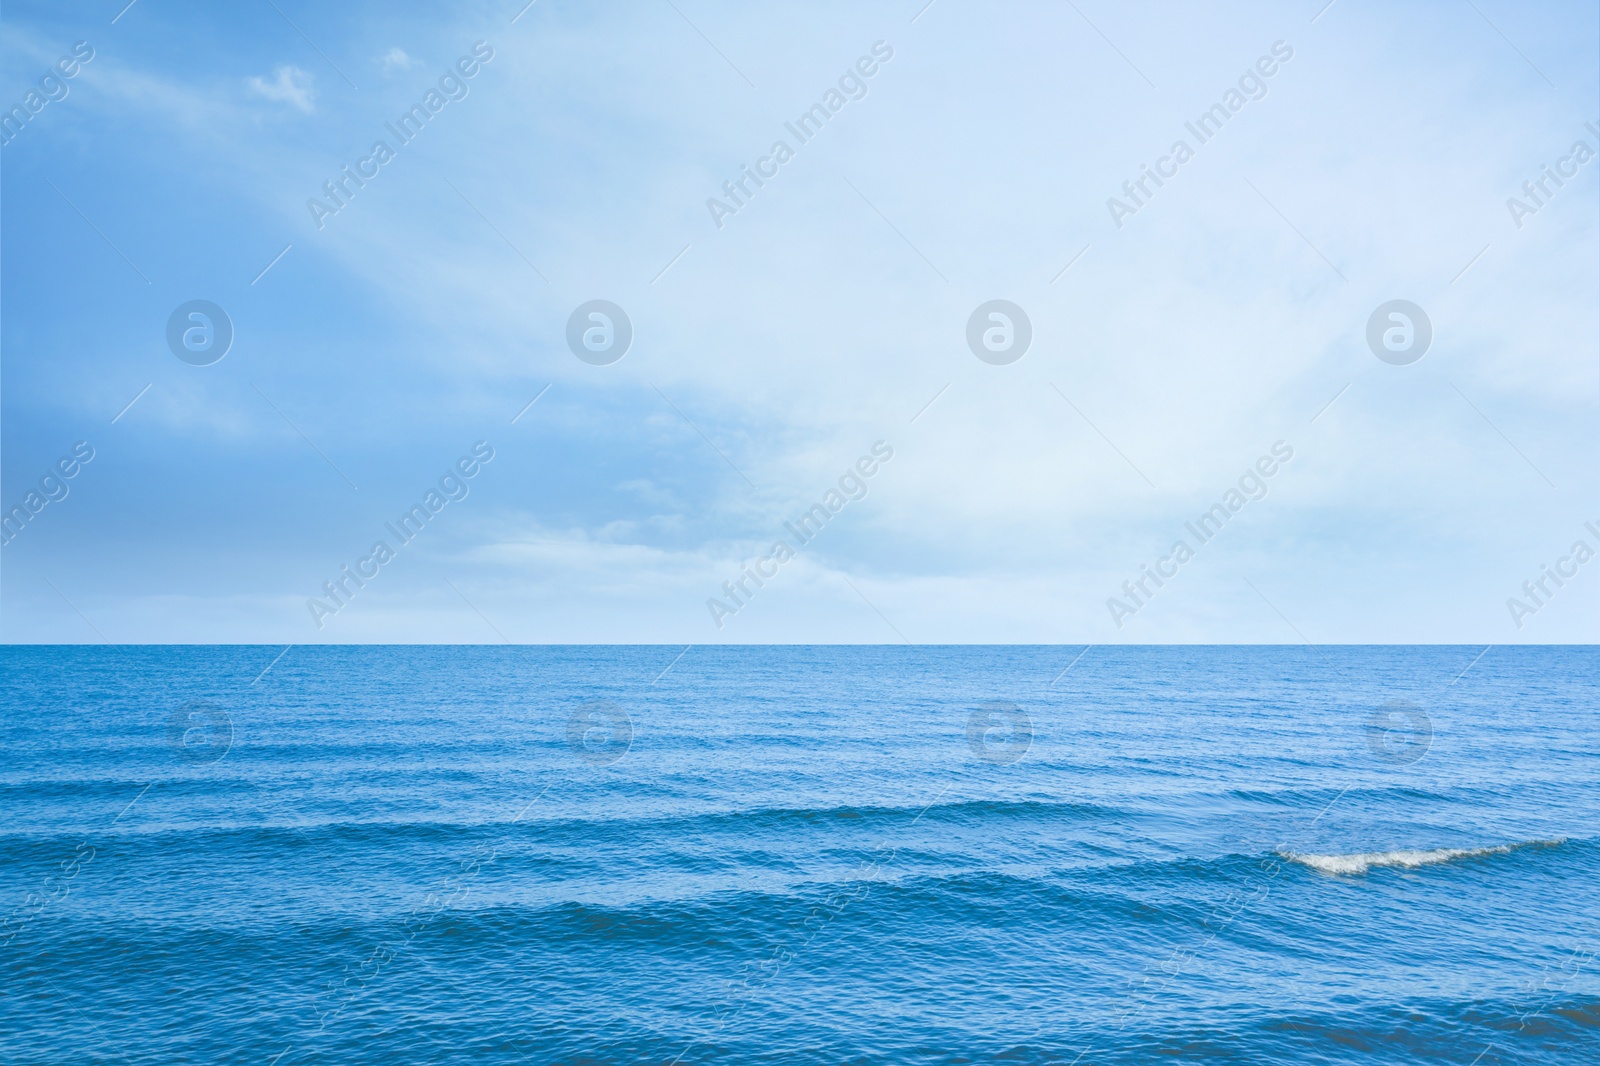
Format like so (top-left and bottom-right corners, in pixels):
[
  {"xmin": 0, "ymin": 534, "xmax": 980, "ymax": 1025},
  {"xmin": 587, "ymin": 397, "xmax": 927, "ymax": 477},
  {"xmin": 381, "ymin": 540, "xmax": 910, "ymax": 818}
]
[{"xmin": 1, "ymin": 645, "xmax": 1596, "ymax": 1064}]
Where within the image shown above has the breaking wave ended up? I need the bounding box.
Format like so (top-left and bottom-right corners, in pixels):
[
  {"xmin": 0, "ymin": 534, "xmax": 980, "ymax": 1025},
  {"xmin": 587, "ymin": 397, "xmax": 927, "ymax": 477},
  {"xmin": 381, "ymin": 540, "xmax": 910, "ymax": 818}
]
[{"xmin": 1283, "ymin": 838, "xmax": 1566, "ymax": 875}]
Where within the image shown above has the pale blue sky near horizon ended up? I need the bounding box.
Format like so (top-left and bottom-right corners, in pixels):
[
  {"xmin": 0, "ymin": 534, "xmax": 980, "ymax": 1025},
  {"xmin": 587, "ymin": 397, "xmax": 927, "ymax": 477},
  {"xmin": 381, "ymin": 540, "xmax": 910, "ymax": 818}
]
[{"xmin": 1, "ymin": 0, "xmax": 1596, "ymax": 643}]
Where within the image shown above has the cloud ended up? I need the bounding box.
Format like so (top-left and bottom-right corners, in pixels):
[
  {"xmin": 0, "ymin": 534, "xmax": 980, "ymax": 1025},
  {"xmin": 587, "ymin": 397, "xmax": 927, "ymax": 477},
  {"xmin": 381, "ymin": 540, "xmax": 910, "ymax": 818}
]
[
  {"xmin": 380, "ymin": 48, "xmax": 420, "ymax": 72},
  {"xmin": 247, "ymin": 65, "xmax": 315, "ymax": 112},
  {"xmin": 5, "ymin": 1, "xmax": 1596, "ymax": 643}
]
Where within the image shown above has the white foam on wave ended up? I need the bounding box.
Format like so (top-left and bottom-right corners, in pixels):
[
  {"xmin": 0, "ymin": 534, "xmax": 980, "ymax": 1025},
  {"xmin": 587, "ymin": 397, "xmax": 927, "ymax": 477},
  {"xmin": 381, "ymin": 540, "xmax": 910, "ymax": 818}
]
[{"xmin": 1283, "ymin": 838, "xmax": 1566, "ymax": 876}]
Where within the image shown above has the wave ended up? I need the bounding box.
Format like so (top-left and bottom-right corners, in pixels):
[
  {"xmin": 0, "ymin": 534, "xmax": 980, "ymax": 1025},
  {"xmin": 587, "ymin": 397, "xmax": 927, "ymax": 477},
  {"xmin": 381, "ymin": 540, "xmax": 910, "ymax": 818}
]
[
  {"xmin": 0, "ymin": 796, "xmax": 1126, "ymax": 846},
  {"xmin": 1283, "ymin": 838, "xmax": 1566, "ymax": 875}
]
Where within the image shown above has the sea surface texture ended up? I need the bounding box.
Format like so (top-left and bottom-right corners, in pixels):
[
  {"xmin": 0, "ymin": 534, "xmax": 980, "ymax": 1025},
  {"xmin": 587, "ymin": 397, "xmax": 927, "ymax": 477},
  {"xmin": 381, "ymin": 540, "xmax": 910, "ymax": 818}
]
[{"xmin": 1, "ymin": 645, "xmax": 1596, "ymax": 1065}]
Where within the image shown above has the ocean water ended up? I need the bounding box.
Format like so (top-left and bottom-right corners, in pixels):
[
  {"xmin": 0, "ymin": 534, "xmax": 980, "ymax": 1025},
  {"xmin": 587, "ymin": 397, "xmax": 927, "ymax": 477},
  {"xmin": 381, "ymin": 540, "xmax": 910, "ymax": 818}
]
[{"xmin": 1, "ymin": 645, "xmax": 1596, "ymax": 1065}]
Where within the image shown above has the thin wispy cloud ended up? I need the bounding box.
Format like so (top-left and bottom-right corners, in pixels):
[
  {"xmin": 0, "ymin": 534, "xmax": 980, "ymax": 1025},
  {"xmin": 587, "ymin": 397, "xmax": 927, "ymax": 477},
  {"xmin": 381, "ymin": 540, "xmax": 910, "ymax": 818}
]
[
  {"xmin": 247, "ymin": 64, "xmax": 315, "ymax": 112},
  {"xmin": 380, "ymin": 47, "xmax": 419, "ymax": 72}
]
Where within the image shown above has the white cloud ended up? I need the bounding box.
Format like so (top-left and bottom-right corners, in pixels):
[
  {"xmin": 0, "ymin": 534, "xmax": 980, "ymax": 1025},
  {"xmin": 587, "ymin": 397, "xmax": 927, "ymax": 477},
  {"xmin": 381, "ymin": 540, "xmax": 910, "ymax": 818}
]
[
  {"xmin": 8, "ymin": 1, "xmax": 1596, "ymax": 643},
  {"xmin": 380, "ymin": 47, "xmax": 419, "ymax": 72},
  {"xmin": 247, "ymin": 64, "xmax": 315, "ymax": 112}
]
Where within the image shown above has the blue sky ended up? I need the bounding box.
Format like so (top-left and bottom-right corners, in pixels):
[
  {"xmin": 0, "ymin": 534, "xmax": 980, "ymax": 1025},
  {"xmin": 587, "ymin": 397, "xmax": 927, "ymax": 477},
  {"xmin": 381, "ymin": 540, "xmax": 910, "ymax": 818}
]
[{"xmin": 2, "ymin": 0, "xmax": 1596, "ymax": 643}]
